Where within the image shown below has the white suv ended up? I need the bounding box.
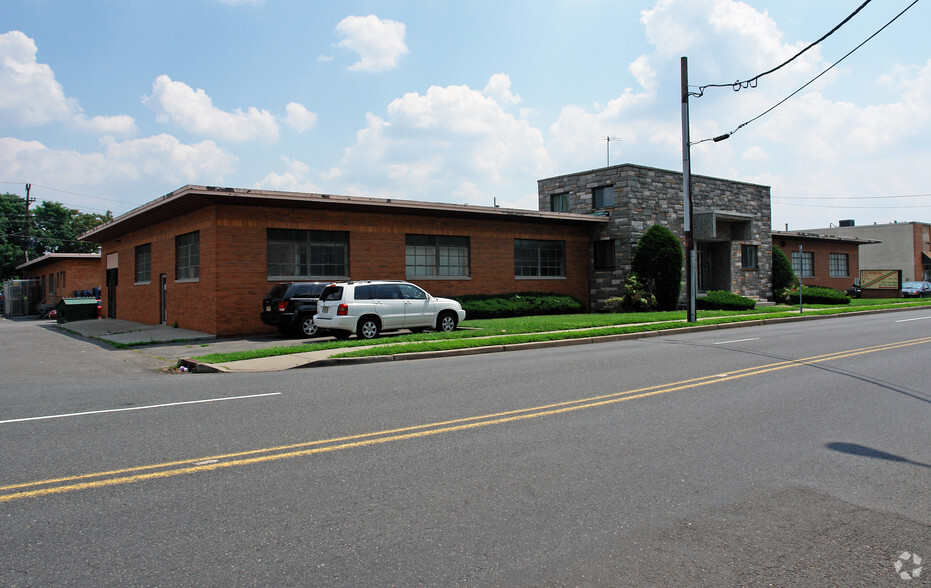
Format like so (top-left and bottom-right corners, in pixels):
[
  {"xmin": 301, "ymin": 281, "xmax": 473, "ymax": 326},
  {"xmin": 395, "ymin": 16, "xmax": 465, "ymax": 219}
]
[{"xmin": 313, "ymin": 280, "xmax": 466, "ymax": 340}]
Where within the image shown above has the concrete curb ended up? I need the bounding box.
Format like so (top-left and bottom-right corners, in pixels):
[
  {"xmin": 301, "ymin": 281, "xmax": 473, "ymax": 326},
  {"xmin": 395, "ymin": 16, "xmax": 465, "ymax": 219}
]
[{"xmin": 179, "ymin": 305, "xmax": 928, "ymax": 373}]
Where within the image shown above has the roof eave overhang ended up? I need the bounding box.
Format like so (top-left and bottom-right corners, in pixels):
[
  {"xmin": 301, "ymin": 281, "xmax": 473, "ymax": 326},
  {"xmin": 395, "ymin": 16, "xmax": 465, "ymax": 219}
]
[{"xmin": 80, "ymin": 185, "xmax": 608, "ymax": 243}]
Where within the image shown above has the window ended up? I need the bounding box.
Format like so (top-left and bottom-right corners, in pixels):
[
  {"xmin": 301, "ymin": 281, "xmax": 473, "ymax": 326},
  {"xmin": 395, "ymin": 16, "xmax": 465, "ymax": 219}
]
[
  {"xmin": 593, "ymin": 240, "xmax": 616, "ymax": 270},
  {"xmin": 135, "ymin": 243, "xmax": 151, "ymax": 284},
  {"xmin": 550, "ymin": 193, "xmax": 570, "ymax": 213},
  {"xmin": 514, "ymin": 239, "xmax": 565, "ymax": 278},
  {"xmin": 829, "ymin": 253, "xmax": 849, "ymax": 278},
  {"xmin": 741, "ymin": 244, "xmax": 758, "ymax": 269},
  {"xmin": 405, "ymin": 235, "xmax": 469, "ymax": 278},
  {"xmin": 175, "ymin": 231, "xmax": 200, "ymax": 281},
  {"xmin": 791, "ymin": 251, "xmax": 814, "ymax": 278},
  {"xmin": 267, "ymin": 229, "xmax": 349, "ymax": 279},
  {"xmin": 49, "ymin": 273, "xmax": 56, "ymax": 295},
  {"xmin": 593, "ymin": 186, "xmax": 614, "ymax": 208}
]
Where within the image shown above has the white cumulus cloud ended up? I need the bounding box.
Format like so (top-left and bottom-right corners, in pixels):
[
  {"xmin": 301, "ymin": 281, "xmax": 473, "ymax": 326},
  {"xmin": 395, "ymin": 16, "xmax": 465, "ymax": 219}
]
[
  {"xmin": 284, "ymin": 102, "xmax": 318, "ymax": 132},
  {"xmin": 334, "ymin": 14, "xmax": 409, "ymax": 72},
  {"xmin": 144, "ymin": 75, "xmax": 279, "ymax": 142},
  {"xmin": 0, "ymin": 30, "xmax": 136, "ymax": 135}
]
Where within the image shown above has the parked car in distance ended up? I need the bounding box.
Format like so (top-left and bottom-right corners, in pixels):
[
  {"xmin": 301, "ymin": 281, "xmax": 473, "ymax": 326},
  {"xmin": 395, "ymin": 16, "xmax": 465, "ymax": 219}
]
[
  {"xmin": 313, "ymin": 280, "xmax": 466, "ymax": 340},
  {"xmin": 901, "ymin": 281, "xmax": 931, "ymax": 298},
  {"xmin": 261, "ymin": 282, "xmax": 330, "ymax": 337},
  {"xmin": 845, "ymin": 279, "xmax": 861, "ymax": 298}
]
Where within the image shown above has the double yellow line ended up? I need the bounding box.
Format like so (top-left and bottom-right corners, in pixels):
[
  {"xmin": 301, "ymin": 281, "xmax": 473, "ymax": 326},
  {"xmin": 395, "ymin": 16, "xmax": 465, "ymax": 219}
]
[{"xmin": 3, "ymin": 336, "xmax": 929, "ymax": 503}]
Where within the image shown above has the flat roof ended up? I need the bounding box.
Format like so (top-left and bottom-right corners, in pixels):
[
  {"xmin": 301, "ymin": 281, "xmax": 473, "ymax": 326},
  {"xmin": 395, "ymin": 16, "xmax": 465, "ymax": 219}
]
[
  {"xmin": 772, "ymin": 230, "xmax": 882, "ymax": 245},
  {"xmin": 16, "ymin": 252, "xmax": 101, "ymax": 271},
  {"xmin": 81, "ymin": 185, "xmax": 607, "ymax": 243}
]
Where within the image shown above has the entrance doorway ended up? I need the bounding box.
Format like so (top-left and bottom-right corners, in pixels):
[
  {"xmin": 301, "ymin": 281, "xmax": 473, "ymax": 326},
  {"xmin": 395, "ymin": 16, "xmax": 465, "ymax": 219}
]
[
  {"xmin": 159, "ymin": 274, "xmax": 167, "ymax": 324},
  {"xmin": 105, "ymin": 268, "xmax": 117, "ymax": 318}
]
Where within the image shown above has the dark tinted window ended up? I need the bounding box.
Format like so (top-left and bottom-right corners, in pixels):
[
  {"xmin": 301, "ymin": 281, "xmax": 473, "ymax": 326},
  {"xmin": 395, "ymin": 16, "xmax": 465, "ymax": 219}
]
[
  {"xmin": 375, "ymin": 284, "xmax": 401, "ymax": 299},
  {"xmin": 354, "ymin": 285, "xmax": 375, "ymax": 300},
  {"xmin": 266, "ymin": 284, "xmax": 289, "ymax": 298},
  {"xmin": 319, "ymin": 286, "xmax": 344, "ymax": 302}
]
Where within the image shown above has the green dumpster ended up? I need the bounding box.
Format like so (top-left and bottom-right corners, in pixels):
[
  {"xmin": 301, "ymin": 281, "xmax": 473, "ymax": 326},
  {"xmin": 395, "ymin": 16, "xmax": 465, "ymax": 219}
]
[{"xmin": 56, "ymin": 298, "xmax": 99, "ymax": 324}]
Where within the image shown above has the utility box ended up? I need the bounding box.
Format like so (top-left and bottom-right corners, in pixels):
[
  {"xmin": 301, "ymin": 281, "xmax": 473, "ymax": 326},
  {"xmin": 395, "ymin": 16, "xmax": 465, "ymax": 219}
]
[{"xmin": 56, "ymin": 298, "xmax": 99, "ymax": 323}]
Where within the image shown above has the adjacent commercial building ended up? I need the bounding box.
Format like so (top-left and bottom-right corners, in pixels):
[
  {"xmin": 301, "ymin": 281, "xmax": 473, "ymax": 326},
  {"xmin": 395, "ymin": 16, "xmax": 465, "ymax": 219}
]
[
  {"xmin": 12, "ymin": 253, "xmax": 101, "ymax": 314},
  {"xmin": 772, "ymin": 231, "xmax": 879, "ymax": 292},
  {"xmin": 810, "ymin": 221, "xmax": 931, "ymax": 283}
]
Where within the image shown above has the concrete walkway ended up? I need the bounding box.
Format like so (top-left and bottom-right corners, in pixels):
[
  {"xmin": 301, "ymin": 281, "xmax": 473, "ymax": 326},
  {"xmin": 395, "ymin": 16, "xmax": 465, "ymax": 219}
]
[{"xmin": 59, "ymin": 318, "xmax": 215, "ymax": 346}]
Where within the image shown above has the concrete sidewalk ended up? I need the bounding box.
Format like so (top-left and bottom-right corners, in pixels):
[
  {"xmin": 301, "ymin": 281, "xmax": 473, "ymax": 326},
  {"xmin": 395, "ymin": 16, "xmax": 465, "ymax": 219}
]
[{"xmin": 58, "ymin": 318, "xmax": 216, "ymax": 346}]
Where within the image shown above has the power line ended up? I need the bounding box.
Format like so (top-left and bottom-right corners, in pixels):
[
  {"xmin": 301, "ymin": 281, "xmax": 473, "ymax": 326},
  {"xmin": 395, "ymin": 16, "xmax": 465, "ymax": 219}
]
[
  {"xmin": 691, "ymin": 0, "xmax": 874, "ymax": 97},
  {"xmin": 693, "ymin": 0, "xmax": 921, "ymax": 144},
  {"xmin": 774, "ymin": 193, "xmax": 931, "ymax": 200},
  {"xmin": 0, "ymin": 181, "xmax": 134, "ymax": 205},
  {"xmin": 775, "ymin": 202, "xmax": 931, "ymax": 209}
]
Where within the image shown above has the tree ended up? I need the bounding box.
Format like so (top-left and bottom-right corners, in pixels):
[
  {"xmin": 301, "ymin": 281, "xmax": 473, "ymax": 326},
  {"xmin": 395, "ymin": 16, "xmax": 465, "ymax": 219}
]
[
  {"xmin": 772, "ymin": 246, "xmax": 796, "ymax": 300},
  {"xmin": 0, "ymin": 193, "xmax": 110, "ymax": 281},
  {"xmin": 631, "ymin": 224, "xmax": 683, "ymax": 311}
]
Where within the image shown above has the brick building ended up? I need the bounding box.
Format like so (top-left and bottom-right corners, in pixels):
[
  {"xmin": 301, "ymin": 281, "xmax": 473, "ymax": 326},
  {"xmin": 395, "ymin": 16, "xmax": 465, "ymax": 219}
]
[
  {"xmin": 808, "ymin": 221, "xmax": 931, "ymax": 282},
  {"xmin": 80, "ymin": 185, "xmax": 605, "ymax": 336},
  {"xmin": 772, "ymin": 231, "xmax": 879, "ymax": 292},
  {"xmin": 15, "ymin": 253, "xmax": 101, "ymax": 311},
  {"xmin": 538, "ymin": 164, "xmax": 773, "ymax": 309}
]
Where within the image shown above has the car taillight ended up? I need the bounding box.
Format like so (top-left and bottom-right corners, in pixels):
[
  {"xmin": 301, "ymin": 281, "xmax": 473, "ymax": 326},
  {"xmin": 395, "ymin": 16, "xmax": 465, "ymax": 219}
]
[
  {"xmin": 337, "ymin": 303, "xmax": 349, "ymax": 316},
  {"xmin": 277, "ymin": 301, "xmax": 288, "ymax": 312}
]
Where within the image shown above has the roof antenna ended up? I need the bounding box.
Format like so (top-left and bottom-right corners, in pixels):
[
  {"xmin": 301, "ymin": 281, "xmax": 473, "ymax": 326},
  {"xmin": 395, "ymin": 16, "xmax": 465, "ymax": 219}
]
[{"xmin": 604, "ymin": 137, "xmax": 622, "ymax": 166}]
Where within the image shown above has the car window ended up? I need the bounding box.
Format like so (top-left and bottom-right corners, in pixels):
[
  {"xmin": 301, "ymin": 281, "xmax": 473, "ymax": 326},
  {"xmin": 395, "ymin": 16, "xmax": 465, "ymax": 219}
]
[
  {"xmin": 319, "ymin": 286, "xmax": 343, "ymax": 302},
  {"xmin": 375, "ymin": 284, "xmax": 401, "ymax": 299},
  {"xmin": 398, "ymin": 284, "xmax": 427, "ymax": 300},
  {"xmin": 355, "ymin": 285, "xmax": 374, "ymax": 300},
  {"xmin": 266, "ymin": 284, "xmax": 288, "ymax": 298},
  {"xmin": 294, "ymin": 286, "xmax": 315, "ymax": 297}
]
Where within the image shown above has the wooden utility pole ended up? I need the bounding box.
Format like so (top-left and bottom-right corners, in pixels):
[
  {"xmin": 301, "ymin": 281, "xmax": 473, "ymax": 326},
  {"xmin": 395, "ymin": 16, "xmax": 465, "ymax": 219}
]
[
  {"xmin": 23, "ymin": 183, "xmax": 34, "ymax": 262},
  {"xmin": 681, "ymin": 58, "xmax": 697, "ymax": 322}
]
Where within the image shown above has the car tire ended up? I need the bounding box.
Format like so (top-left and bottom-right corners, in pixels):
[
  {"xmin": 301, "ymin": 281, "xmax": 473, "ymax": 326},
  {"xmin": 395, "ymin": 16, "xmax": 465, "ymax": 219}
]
[
  {"xmin": 299, "ymin": 315, "xmax": 318, "ymax": 338},
  {"xmin": 437, "ymin": 311, "xmax": 458, "ymax": 332},
  {"xmin": 357, "ymin": 316, "xmax": 381, "ymax": 340}
]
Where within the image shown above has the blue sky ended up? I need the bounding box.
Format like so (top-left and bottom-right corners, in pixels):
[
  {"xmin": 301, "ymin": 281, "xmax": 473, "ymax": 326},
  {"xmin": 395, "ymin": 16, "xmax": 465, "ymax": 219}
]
[{"xmin": 2, "ymin": 0, "xmax": 929, "ymax": 231}]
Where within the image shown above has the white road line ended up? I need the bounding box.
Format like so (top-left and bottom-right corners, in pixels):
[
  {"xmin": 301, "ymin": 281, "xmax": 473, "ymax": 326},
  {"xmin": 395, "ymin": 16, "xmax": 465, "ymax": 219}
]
[
  {"xmin": 714, "ymin": 338, "xmax": 760, "ymax": 345},
  {"xmin": 896, "ymin": 316, "xmax": 931, "ymax": 323},
  {"xmin": 0, "ymin": 393, "xmax": 282, "ymax": 425}
]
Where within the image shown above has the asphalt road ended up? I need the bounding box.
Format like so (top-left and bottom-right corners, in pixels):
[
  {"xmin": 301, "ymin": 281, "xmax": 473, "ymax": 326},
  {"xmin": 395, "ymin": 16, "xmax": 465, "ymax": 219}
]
[{"xmin": 1, "ymin": 311, "xmax": 929, "ymax": 586}]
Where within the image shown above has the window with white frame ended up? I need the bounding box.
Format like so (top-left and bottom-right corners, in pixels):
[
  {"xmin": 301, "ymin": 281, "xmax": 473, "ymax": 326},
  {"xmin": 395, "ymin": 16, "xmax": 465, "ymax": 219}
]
[
  {"xmin": 175, "ymin": 231, "xmax": 200, "ymax": 281},
  {"xmin": 267, "ymin": 228, "xmax": 349, "ymax": 279},
  {"xmin": 514, "ymin": 239, "xmax": 565, "ymax": 278},
  {"xmin": 791, "ymin": 250, "xmax": 814, "ymax": 278},
  {"xmin": 405, "ymin": 235, "xmax": 470, "ymax": 278},
  {"xmin": 829, "ymin": 253, "xmax": 849, "ymax": 278},
  {"xmin": 741, "ymin": 244, "xmax": 759, "ymax": 269},
  {"xmin": 550, "ymin": 193, "xmax": 570, "ymax": 212},
  {"xmin": 593, "ymin": 186, "xmax": 614, "ymax": 209},
  {"xmin": 135, "ymin": 243, "xmax": 151, "ymax": 284}
]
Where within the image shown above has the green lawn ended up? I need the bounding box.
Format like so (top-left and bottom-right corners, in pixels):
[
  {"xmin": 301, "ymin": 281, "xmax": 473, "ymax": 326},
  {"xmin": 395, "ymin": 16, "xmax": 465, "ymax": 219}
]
[{"xmin": 188, "ymin": 297, "xmax": 931, "ymax": 365}]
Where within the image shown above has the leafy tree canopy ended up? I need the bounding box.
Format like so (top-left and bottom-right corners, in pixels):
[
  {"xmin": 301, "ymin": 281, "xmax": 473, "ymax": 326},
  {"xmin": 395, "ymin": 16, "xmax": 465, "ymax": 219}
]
[{"xmin": 0, "ymin": 193, "xmax": 111, "ymax": 281}]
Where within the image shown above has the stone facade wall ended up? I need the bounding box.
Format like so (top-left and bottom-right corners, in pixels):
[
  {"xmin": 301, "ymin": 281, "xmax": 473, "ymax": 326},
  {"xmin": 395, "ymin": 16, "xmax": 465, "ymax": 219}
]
[{"xmin": 539, "ymin": 164, "xmax": 772, "ymax": 309}]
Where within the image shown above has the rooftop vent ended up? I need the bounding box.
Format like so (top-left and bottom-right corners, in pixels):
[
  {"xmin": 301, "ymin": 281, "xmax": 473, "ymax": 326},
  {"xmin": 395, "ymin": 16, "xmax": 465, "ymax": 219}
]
[{"xmin": 839, "ymin": 219, "xmax": 855, "ymax": 227}]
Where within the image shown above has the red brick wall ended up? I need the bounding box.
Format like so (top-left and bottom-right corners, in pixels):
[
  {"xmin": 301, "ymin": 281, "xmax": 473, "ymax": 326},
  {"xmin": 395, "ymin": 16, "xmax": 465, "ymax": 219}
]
[
  {"xmin": 102, "ymin": 202, "xmax": 592, "ymax": 336},
  {"xmin": 20, "ymin": 258, "xmax": 101, "ymax": 307},
  {"xmin": 775, "ymin": 237, "xmax": 860, "ymax": 291}
]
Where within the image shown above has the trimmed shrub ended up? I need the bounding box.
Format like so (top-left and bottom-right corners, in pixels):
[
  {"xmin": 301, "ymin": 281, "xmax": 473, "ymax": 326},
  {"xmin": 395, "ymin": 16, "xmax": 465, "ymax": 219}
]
[
  {"xmin": 772, "ymin": 246, "xmax": 796, "ymax": 302},
  {"xmin": 696, "ymin": 290, "xmax": 756, "ymax": 311},
  {"xmin": 786, "ymin": 286, "xmax": 851, "ymax": 305},
  {"xmin": 632, "ymin": 225, "xmax": 683, "ymax": 311},
  {"xmin": 619, "ymin": 272, "xmax": 657, "ymax": 312},
  {"xmin": 453, "ymin": 292, "xmax": 584, "ymax": 319}
]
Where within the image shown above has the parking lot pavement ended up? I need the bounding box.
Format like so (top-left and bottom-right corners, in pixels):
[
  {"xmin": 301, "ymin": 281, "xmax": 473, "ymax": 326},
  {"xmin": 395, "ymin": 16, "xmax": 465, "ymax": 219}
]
[{"xmin": 2, "ymin": 316, "xmax": 326, "ymax": 373}]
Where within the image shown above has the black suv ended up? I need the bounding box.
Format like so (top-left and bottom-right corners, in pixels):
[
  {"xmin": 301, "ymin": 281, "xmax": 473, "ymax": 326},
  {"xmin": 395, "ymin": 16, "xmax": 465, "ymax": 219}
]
[{"xmin": 261, "ymin": 282, "xmax": 330, "ymax": 337}]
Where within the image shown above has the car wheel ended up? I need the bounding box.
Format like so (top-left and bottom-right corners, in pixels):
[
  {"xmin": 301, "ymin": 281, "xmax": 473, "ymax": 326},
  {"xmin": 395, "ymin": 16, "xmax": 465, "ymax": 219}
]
[
  {"xmin": 357, "ymin": 316, "xmax": 381, "ymax": 340},
  {"xmin": 299, "ymin": 315, "xmax": 318, "ymax": 338},
  {"xmin": 437, "ymin": 311, "xmax": 458, "ymax": 332}
]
